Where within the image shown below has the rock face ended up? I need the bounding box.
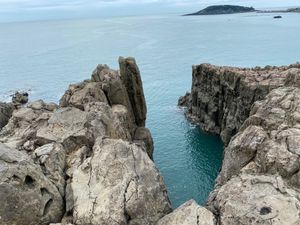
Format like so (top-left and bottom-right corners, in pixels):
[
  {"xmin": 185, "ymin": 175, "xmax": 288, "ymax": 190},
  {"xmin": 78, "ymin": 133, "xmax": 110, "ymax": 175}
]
[
  {"xmin": 180, "ymin": 63, "xmax": 300, "ymax": 224},
  {"xmin": 208, "ymin": 87, "xmax": 300, "ymax": 224},
  {"xmin": 0, "ymin": 102, "xmax": 14, "ymax": 129},
  {"xmin": 0, "ymin": 57, "xmax": 171, "ymax": 225},
  {"xmin": 0, "ymin": 143, "xmax": 64, "ymax": 225},
  {"xmin": 157, "ymin": 200, "xmax": 216, "ymax": 225},
  {"xmin": 179, "ymin": 63, "xmax": 300, "ymax": 144}
]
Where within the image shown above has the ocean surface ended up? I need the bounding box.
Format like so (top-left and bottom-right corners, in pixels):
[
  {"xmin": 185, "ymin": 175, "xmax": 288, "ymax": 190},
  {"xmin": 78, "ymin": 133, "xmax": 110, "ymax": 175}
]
[{"xmin": 1, "ymin": 12, "xmax": 300, "ymax": 208}]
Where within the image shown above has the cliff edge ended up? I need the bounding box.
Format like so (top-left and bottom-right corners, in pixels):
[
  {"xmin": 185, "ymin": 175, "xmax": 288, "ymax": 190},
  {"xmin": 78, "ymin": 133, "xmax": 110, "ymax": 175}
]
[
  {"xmin": 0, "ymin": 57, "xmax": 173, "ymax": 225},
  {"xmin": 179, "ymin": 63, "xmax": 300, "ymax": 224}
]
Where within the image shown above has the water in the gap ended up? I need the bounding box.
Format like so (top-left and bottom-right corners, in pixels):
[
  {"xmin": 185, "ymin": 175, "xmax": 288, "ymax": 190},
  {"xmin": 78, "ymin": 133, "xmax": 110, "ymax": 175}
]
[{"xmin": 1, "ymin": 12, "xmax": 300, "ymax": 208}]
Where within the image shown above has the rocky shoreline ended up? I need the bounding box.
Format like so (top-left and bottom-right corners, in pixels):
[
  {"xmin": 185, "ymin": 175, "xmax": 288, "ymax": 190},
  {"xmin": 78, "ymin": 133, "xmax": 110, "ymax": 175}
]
[
  {"xmin": 0, "ymin": 57, "xmax": 216, "ymax": 225},
  {"xmin": 1, "ymin": 57, "xmax": 300, "ymax": 224},
  {"xmin": 179, "ymin": 63, "xmax": 300, "ymax": 224}
]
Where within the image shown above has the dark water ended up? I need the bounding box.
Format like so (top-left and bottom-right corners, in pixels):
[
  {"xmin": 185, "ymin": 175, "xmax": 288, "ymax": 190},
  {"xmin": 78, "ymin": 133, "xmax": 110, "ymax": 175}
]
[{"xmin": 1, "ymin": 12, "xmax": 300, "ymax": 208}]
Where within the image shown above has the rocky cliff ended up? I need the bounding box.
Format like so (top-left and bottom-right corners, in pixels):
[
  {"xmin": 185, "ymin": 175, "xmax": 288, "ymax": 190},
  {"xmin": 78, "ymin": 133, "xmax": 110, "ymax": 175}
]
[
  {"xmin": 179, "ymin": 63, "xmax": 300, "ymax": 144},
  {"xmin": 0, "ymin": 57, "xmax": 175, "ymax": 225},
  {"xmin": 180, "ymin": 63, "xmax": 300, "ymax": 224},
  {"xmin": 0, "ymin": 56, "xmax": 216, "ymax": 225}
]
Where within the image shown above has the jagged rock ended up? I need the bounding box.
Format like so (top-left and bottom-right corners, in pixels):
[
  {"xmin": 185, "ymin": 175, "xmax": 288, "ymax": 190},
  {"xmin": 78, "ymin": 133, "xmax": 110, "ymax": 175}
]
[
  {"xmin": 180, "ymin": 63, "xmax": 300, "ymax": 224},
  {"xmin": 218, "ymin": 87, "xmax": 300, "ymax": 185},
  {"xmin": 179, "ymin": 63, "xmax": 300, "ymax": 144},
  {"xmin": 119, "ymin": 56, "xmax": 147, "ymax": 127},
  {"xmin": 133, "ymin": 127, "xmax": 154, "ymax": 159},
  {"xmin": 0, "ymin": 143, "xmax": 64, "ymax": 225},
  {"xmin": 12, "ymin": 91, "xmax": 29, "ymax": 105},
  {"xmin": 0, "ymin": 101, "xmax": 54, "ymax": 149},
  {"xmin": 33, "ymin": 143, "xmax": 66, "ymax": 196},
  {"xmin": 157, "ymin": 200, "xmax": 216, "ymax": 225},
  {"xmin": 71, "ymin": 138, "xmax": 172, "ymax": 225},
  {"xmin": 0, "ymin": 58, "xmax": 165, "ymax": 225},
  {"xmin": 59, "ymin": 81, "xmax": 108, "ymax": 110},
  {"xmin": 90, "ymin": 63, "xmax": 135, "ymax": 121},
  {"xmin": 178, "ymin": 92, "xmax": 190, "ymax": 107},
  {"xmin": 207, "ymin": 87, "xmax": 300, "ymax": 224},
  {"xmin": 208, "ymin": 174, "xmax": 300, "ymax": 225},
  {"xmin": 36, "ymin": 102, "xmax": 131, "ymax": 150},
  {"xmin": 0, "ymin": 102, "xmax": 14, "ymax": 129}
]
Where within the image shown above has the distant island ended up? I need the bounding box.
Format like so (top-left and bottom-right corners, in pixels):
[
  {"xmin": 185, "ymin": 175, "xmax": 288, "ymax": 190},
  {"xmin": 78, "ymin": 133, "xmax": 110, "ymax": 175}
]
[
  {"xmin": 183, "ymin": 5, "xmax": 256, "ymax": 16},
  {"xmin": 184, "ymin": 5, "xmax": 300, "ymax": 16}
]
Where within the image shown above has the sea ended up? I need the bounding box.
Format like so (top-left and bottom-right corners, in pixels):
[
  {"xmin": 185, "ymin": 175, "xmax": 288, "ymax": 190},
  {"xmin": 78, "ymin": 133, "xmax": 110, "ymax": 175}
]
[{"xmin": 1, "ymin": 12, "xmax": 300, "ymax": 208}]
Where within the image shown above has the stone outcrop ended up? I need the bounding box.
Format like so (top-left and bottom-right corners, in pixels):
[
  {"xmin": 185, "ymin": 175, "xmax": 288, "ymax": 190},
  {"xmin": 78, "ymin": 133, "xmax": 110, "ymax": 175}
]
[
  {"xmin": 180, "ymin": 63, "xmax": 300, "ymax": 224},
  {"xmin": 0, "ymin": 143, "xmax": 64, "ymax": 225},
  {"xmin": 0, "ymin": 57, "xmax": 171, "ymax": 225},
  {"xmin": 12, "ymin": 91, "xmax": 29, "ymax": 105},
  {"xmin": 207, "ymin": 87, "xmax": 300, "ymax": 224},
  {"xmin": 157, "ymin": 200, "xmax": 216, "ymax": 225},
  {"xmin": 0, "ymin": 102, "xmax": 14, "ymax": 129},
  {"xmin": 179, "ymin": 63, "xmax": 300, "ymax": 144}
]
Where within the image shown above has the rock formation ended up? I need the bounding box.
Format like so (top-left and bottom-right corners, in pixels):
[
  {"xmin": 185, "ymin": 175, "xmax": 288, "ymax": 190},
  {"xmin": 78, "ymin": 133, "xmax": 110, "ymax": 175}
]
[
  {"xmin": 0, "ymin": 57, "xmax": 172, "ymax": 225},
  {"xmin": 179, "ymin": 63, "xmax": 300, "ymax": 144},
  {"xmin": 180, "ymin": 63, "xmax": 300, "ymax": 224},
  {"xmin": 0, "ymin": 102, "xmax": 14, "ymax": 129},
  {"xmin": 12, "ymin": 91, "xmax": 29, "ymax": 105},
  {"xmin": 157, "ymin": 200, "xmax": 216, "ymax": 225}
]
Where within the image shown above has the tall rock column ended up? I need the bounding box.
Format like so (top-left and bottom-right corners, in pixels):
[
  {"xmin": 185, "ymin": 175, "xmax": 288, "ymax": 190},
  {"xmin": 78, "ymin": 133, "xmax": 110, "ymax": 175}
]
[{"xmin": 119, "ymin": 57, "xmax": 147, "ymax": 127}]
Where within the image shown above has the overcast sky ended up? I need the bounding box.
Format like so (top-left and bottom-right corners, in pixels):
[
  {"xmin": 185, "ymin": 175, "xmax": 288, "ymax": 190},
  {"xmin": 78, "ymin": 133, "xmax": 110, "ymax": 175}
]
[{"xmin": 0, "ymin": 0, "xmax": 299, "ymax": 22}]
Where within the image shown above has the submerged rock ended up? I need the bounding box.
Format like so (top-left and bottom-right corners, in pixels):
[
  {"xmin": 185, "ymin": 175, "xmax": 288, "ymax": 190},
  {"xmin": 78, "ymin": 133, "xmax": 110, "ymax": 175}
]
[{"xmin": 12, "ymin": 91, "xmax": 29, "ymax": 105}]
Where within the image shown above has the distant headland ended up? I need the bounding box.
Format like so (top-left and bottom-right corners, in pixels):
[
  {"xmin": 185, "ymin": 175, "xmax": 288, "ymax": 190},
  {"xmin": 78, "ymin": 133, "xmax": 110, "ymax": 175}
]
[
  {"xmin": 184, "ymin": 5, "xmax": 300, "ymax": 16},
  {"xmin": 183, "ymin": 5, "xmax": 256, "ymax": 16}
]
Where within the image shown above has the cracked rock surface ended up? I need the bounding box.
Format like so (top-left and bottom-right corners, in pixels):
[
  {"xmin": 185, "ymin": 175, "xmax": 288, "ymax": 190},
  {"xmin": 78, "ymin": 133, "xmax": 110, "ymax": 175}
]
[
  {"xmin": 179, "ymin": 63, "xmax": 300, "ymax": 144},
  {"xmin": 0, "ymin": 57, "xmax": 171, "ymax": 225},
  {"xmin": 157, "ymin": 200, "xmax": 216, "ymax": 225},
  {"xmin": 207, "ymin": 87, "xmax": 300, "ymax": 224},
  {"xmin": 180, "ymin": 63, "xmax": 300, "ymax": 224}
]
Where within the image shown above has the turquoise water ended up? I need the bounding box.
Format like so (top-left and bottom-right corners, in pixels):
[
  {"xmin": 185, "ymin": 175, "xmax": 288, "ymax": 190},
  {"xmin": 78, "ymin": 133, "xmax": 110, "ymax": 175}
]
[{"xmin": 1, "ymin": 12, "xmax": 300, "ymax": 208}]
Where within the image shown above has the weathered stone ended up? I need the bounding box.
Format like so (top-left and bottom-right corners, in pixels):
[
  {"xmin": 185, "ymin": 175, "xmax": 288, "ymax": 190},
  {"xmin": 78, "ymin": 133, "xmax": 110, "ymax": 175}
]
[
  {"xmin": 119, "ymin": 57, "xmax": 147, "ymax": 127},
  {"xmin": 0, "ymin": 143, "xmax": 64, "ymax": 225},
  {"xmin": 33, "ymin": 143, "xmax": 66, "ymax": 196},
  {"xmin": 179, "ymin": 63, "xmax": 300, "ymax": 144},
  {"xmin": 12, "ymin": 91, "xmax": 29, "ymax": 105},
  {"xmin": 71, "ymin": 138, "xmax": 171, "ymax": 225},
  {"xmin": 0, "ymin": 104, "xmax": 53, "ymax": 149},
  {"xmin": 0, "ymin": 102, "xmax": 14, "ymax": 129},
  {"xmin": 0, "ymin": 58, "xmax": 165, "ymax": 225},
  {"xmin": 157, "ymin": 200, "xmax": 216, "ymax": 225},
  {"xmin": 207, "ymin": 87, "xmax": 300, "ymax": 224},
  {"xmin": 59, "ymin": 81, "xmax": 108, "ymax": 110},
  {"xmin": 181, "ymin": 63, "xmax": 300, "ymax": 224},
  {"xmin": 208, "ymin": 174, "xmax": 300, "ymax": 225},
  {"xmin": 133, "ymin": 127, "xmax": 154, "ymax": 159}
]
